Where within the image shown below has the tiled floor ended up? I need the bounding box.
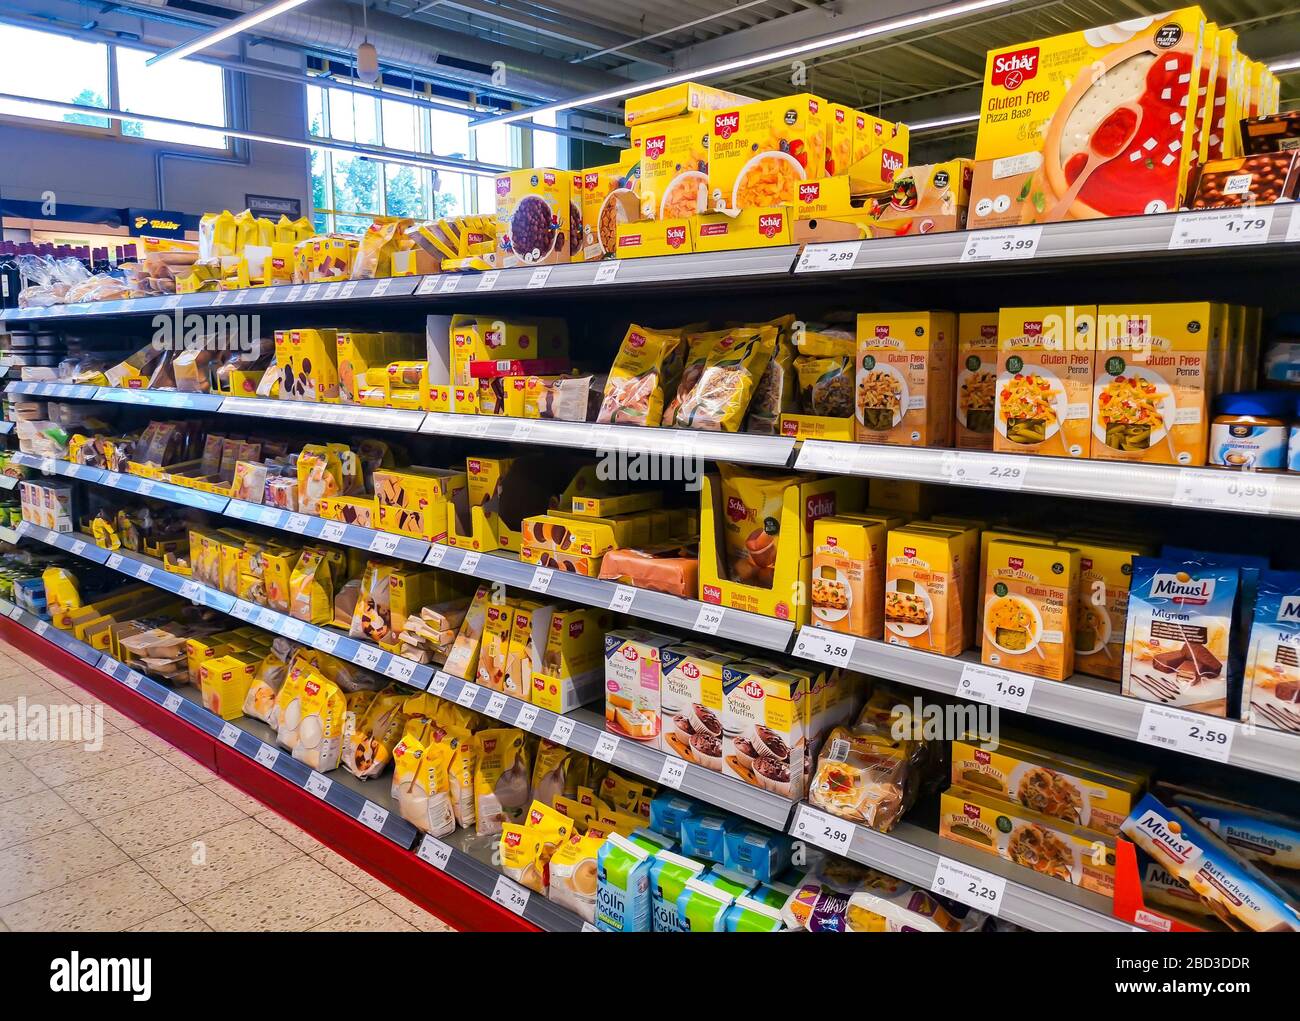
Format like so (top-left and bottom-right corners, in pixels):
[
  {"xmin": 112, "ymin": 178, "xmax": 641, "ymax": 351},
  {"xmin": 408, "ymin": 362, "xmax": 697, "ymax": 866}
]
[{"xmin": 0, "ymin": 636, "xmax": 455, "ymax": 932}]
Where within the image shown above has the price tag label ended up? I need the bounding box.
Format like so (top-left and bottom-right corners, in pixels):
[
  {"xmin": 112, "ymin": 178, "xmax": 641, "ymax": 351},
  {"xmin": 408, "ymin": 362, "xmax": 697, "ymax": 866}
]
[
  {"xmin": 491, "ymin": 875, "xmax": 530, "ymax": 916},
  {"xmin": 70, "ymin": 540, "xmax": 86, "ymax": 556},
  {"xmin": 230, "ymin": 600, "xmax": 256, "ymax": 621},
  {"xmin": 693, "ymin": 603, "xmax": 724, "ymax": 635},
  {"xmin": 961, "ymin": 225, "xmax": 1042, "ymax": 263},
  {"xmin": 305, "ymin": 771, "xmax": 332, "ymax": 799},
  {"xmin": 255, "ymin": 744, "xmax": 279, "ymax": 769},
  {"xmin": 658, "ymin": 757, "xmax": 687, "ymax": 790},
  {"xmin": 179, "ymin": 581, "xmax": 201, "ymax": 602},
  {"xmin": 1170, "ymin": 207, "xmax": 1275, "ymax": 249},
  {"xmin": 218, "ymin": 723, "xmax": 241, "ymax": 747},
  {"xmin": 259, "ymin": 507, "xmax": 284, "ymax": 527},
  {"xmin": 39, "ymin": 457, "xmax": 56, "ymax": 475},
  {"xmin": 790, "ymin": 805, "xmax": 853, "ymax": 855},
  {"xmin": 163, "ymin": 692, "xmax": 183, "ymax": 714},
  {"xmin": 318, "ymin": 522, "xmax": 346, "ymax": 542},
  {"xmin": 122, "ymin": 671, "xmax": 142, "ymax": 690},
  {"xmin": 593, "ymin": 732, "xmax": 620, "ymax": 763},
  {"xmin": 281, "ymin": 618, "xmax": 306, "ymax": 640},
  {"xmin": 1173, "ymin": 470, "xmax": 1273, "ymax": 514},
  {"xmin": 425, "ymin": 545, "xmax": 447, "ymax": 568},
  {"xmin": 303, "ymin": 284, "xmax": 323, "ymax": 302},
  {"xmin": 942, "ymin": 453, "xmax": 1027, "ymax": 491},
  {"xmin": 427, "ymin": 671, "xmax": 450, "ymax": 696},
  {"xmin": 550, "ymin": 717, "xmax": 575, "ymax": 744},
  {"xmin": 416, "ymin": 275, "xmax": 438, "ymax": 295},
  {"xmin": 794, "ymin": 241, "xmax": 861, "ymax": 273},
  {"xmin": 338, "ymin": 281, "xmax": 358, "ymax": 299},
  {"xmin": 135, "ymin": 564, "xmax": 154, "ymax": 582},
  {"xmin": 512, "ymin": 421, "xmax": 535, "ymax": 442},
  {"xmin": 314, "ymin": 631, "xmax": 340, "ymax": 654},
  {"xmin": 609, "ymin": 585, "xmax": 637, "ymax": 614},
  {"xmin": 211, "ymin": 291, "xmax": 229, "ymax": 306},
  {"xmin": 354, "ymin": 645, "xmax": 383, "ymax": 670},
  {"xmin": 384, "ymin": 657, "xmax": 416, "ymax": 683},
  {"xmin": 792, "ymin": 628, "xmax": 856, "ymax": 668},
  {"xmin": 593, "ymin": 261, "xmax": 620, "ymax": 284},
  {"xmin": 371, "ymin": 278, "xmax": 391, "ymax": 298},
  {"xmin": 458, "ymin": 551, "xmax": 480, "ymax": 575},
  {"xmin": 958, "ymin": 663, "xmax": 1035, "ymax": 713},
  {"xmin": 515, "ymin": 704, "xmax": 538, "ymax": 731},
  {"xmin": 456, "ymin": 682, "xmax": 480, "ymax": 707},
  {"xmin": 529, "ymin": 567, "xmax": 553, "ymax": 595},
  {"xmin": 418, "ymin": 835, "xmax": 452, "ymax": 870},
  {"xmin": 527, "ymin": 267, "xmax": 551, "ymax": 289},
  {"xmin": 257, "ymin": 610, "xmax": 281, "ymax": 630},
  {"xmin": 34, "ymin": 619, "xmax": 50, "ymax": 636},
  {"xmin": 438, "ymin": 274, "xmax": 460, "ymax": 294},
  {"xmin": 107, "ymin": 553, "xmax": 124, "ymax": 571},
  {"xmin": 259, "ymin": 286, "xmax": 276, "ymax": 304},
  {"xmin": 358, "ymin": 801, "xmax": 389, "ymax": 833},
  {"xmin": 229, "ymin": 290, "xmax": 248, "ymax": 305},
  {"xmin": 477, "ymin": 271, "xmax": 500, "ymax": 291},
  {"xmin": 285, "ymin": 513, "xmax": 310, "ymax": 533},
  {"xmin": 1138, "ymin": 704, "xmax": 1235, "ymax": 763},
  {"xmin": 369, "ymin": 532, "xmax": 400, "ymax": 555},
  {"xmin": 486, "ymin": 692, "xmax": 508, "ymax": 718},
  {"xmin": 932, "ymin": 856, "xmax": 1006, "ymax": 916}
]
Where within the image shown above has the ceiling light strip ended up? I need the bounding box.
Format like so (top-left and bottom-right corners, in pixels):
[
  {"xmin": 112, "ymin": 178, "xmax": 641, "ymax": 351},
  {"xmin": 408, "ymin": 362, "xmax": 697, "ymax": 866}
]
[{"xmin": 146, "ymin": 0, "xmax": 313, "ymax": 67}]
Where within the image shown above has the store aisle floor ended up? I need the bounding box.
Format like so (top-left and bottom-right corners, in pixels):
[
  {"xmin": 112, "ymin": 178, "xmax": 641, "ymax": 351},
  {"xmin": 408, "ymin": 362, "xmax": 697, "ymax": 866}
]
[{"xmin": 0, "ymin": 636, "xmax": 454, "ymax": 932}]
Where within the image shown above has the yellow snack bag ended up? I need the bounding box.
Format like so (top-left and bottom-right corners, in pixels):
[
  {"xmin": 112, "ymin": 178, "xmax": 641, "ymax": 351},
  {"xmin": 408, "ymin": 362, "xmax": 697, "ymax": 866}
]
[
  {"xmin": 670, "ymin": 325, "xmax": 776, "ymax": 431},
  {"xmin": 391, "ymin": 726, "xmax": 457, "ymax": 837},
  {"xmin": 716, "ymin": 464, "xmax": 803, "ymax": 589},
  {"xmin": 296, "ymin": 445, "xmax": 343, "ymax": 516},
  {"xmin": 597, "ymin": 324, "xmax": 684, "ymax": 427},
  {"xmin": 288, "ymin": 549, "xmax": 333, "ymax": 625},
  {"xmin": 343, "ymin": 685, "xmax": 409, "ymax": 780},
  {"xmin": 473, "ymin": 728, "xmax": 532, "ymax": 835}
]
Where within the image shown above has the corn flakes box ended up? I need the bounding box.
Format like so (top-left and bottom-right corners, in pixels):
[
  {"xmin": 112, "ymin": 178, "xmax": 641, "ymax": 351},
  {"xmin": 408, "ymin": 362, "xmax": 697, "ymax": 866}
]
[
  {"xmin": 994, "ymin": 305, "xmax": 1096, "ymax": 458},
  {"xmin": 981, "ymin": 539, "xmax": 1080, "ymax": 681},
  {"xmin": 854, "ymin": 311, "xmax": 955, "ymax": 447},
  {"xmin": 955, "ymin": 312, "xmax": 999, "ymax": 450},
  {"xmin": 639, "ymin": 116, "xmax": 710, "ymax": 221},
  {"xmin": 707, "ymin": 94, "xmax": 831, "ymax": 213},
  {"xmin": 581, "ymin": 157, "xmax": 640, "ymax": 260}
]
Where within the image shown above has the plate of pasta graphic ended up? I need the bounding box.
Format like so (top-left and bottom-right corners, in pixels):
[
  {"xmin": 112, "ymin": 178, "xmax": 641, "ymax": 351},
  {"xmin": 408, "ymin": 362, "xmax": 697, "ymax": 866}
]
[
  {"xmin": 983, "ymin": 593, "xmax": 1044, "ymax": 658},
  {"xmin": 1092, "ymin": 364, "xmax": 1176, "ymax": 454},
  {"xmin": 996, "ymin": 365, "xmax": 1068, "ymax": 446},
  {"xmin": 856, "ymin": 362, "xmax": 909, "ymax": 432}
]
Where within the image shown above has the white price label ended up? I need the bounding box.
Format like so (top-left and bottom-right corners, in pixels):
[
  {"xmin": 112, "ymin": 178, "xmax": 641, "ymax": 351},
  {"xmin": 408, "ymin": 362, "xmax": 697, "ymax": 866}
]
[
  {"xmin": 259, "ymin": 287, "xmax": 275, "ymax": 304},
  {"xmin": 285, "ymin": 513, "xmax": 310, "ymax": 533},
  {"xmin": 122, "ymin": 671, "xmax": 142, "ymax": 690},
  {"xmin": 1173, "ymin": 469, "xmax": 1273, "ymax": 514},
  {"xmin": 138, "ymin": 480, "xmax": 159, "ymax": 498},
  {"xmin": 593, "ymin": 261, "xmax": 620, "ymax": 284},
  {"xmin": 550, "ymin": 717, "xmax": 575, "ymax": 744},
  {"xmin": 135, "ymin": 564, "xmax": 153, "ymax": 582},
  {"xmin": 427, "ymin": 671, "xmax": 450, "ymax": 696},
  {"xmin": 305, "ymin": 771, "xmax": 332, "ymax": 799},
  {"xmin": 1288, "ymin": 206, "xmax": 1300, "ymax": 243},
  {"xmin": 281, "ymin": 619, "xmax": 306, "ymax": 640},
  {"xmin": 791, "ymin": 805, "xmax": 853, "ymax": 855},
  {"xmin": 255, "ymin": 743, "xmax": 279, "ymax": 769},
  {"xmin": 515, "ymin": 704, "xmax": 538, "ymax": 730},
  {"xmin": 70, "ymin": 540, "xmax": 86, "ymax": 556},
  {"xmin": 358, "ymin": 802, "xmax": 389, "ymax": 832},
  {"xmin": 609, "ymin": 585, "xmax": 637, "ymax": 614},
  {"xmin": 163, "ymin": 692, "xmax": 183, "ymax": 714},
  {"xmin": 231, "ymin": 601, "xmax": 256, "ymax": 621},
  {"xmin": 593, "ymin": 732, "xmax": 620, "ymax": 763},
  {"xmin": 943, "ymin": 453, "xmax": 1027, "ymax": 491},
  {"xmin": 369, "ymin": 532, "xmax": 400, "ymax": 555},
  {"xmin": 338, "ymin": 281, "xmax": 358, "ymax": 299},
  {"xmin": 456, "ymin": 683, "xmax": 480, "ymax": 707},
  {"xmin": 657, "ymin": 757, "xmax": 687, "ymax": 789},
  {"xmin": 385, "ymin": 657, "xmax": 416, "ymax": 683},
  {"xmin": 229, "ymin": 290, "xmax": 248, "ymax": 305},
  {"xmin": 795, "ymin": 241, "xmax": 861, "ymax": 273},
  {"xmin": 512, "ymin": 421, "xmax": 535, "ymax": 442},
  {"xmin": 693, "ymin": 603, "xmax": 724, "ymax": 635},
  {"xmin": 1138, "ymin": 704, "xmax": 1235, "ymax": 763},
  {"xmin": 476, "ymin": 271, "xmax": 500, "ymax": 291},
  {"xmin": 486, "ymin": 692, "xmax": 508, "ymax": 718},
  {"xmin": 793, "ymin": 628, "xmax": 856, "ymax": 668},
  {"xmin": 107, "ymin": 553, "xmax": 124, "ymax": 570},
  {"xmin": 371, "ymin": 278, "xmax": 391, "ymax": 297},
  {"xmin": 529, "ymin": 567, "xmax": 553, "ymax": 594},
  {"xmin": 932, "ymin": 857, "xmax": 1006, "ymax": 916},
  {"xmin": 218, "ymin": 723, "xmax": 241, "ymax": 747},
  {"xmin": 438, "ymin": 274, "xmax": 460, "ymax": 294},
  {"xmin": 416, "ymin": 275, "xmax": 439, "ymax": 295},
  {"xmin": 354, "ymin": 646, "xmax": 383, "ymax": 670},
  {"xmin": 179, "ymin": 581, "xmax": 201, "ymax": 602},
  {"xmin": 318, "ymin": 522, "xmax": 346, "ymax": 542},
  {"xmin": 303, "ymin": 284, "xmax": 322, "ymax": 301},
  {"xmin": 417, "ymin": 835, "xmax": 452, "ymax": 870},
  {"xmin": 527, "ymin": 267, "xmax": 551, "ymax": 289},
  {"xmin": 314, "ymin": 631, "xmax": 340, "ymax": 654},
  {"xmin": 491, "ymin": 875, "xmax": 530, "ymax": 916},
  {"xmin": 1170, "ymin": 207, "xmax": 1275, "ymax": 249},
  {"xmin": 211, "ymin": 292, "xmax": 228, "ymax": 306},
  {"xmin": 458, "ymin": 551, "xmax": 480, "ymax": 575},
  {"xmin": 39, "ymin": 458, "xmax": 56, "ymax": 475},
  {"xmin": 425, "ymin": 545, "xmax": 447, "ymax": 568},
  {"xmin": 961, "ymin": 226, "xmax": 1042, "ymax": 262},
  {"xmin": 257, "ymin": 610, "xmax": 281, "ymax": 629},
  {"xmin": 259, "ymin": 507, "xmax": 284, "ymax": 527},
  {"xmin": 957, "ymin": 663, "xmax": 1035, "ymax": 713},
  {"xmin": 34, "ymin": 619, "xmax": 49, "ymax": 635}
]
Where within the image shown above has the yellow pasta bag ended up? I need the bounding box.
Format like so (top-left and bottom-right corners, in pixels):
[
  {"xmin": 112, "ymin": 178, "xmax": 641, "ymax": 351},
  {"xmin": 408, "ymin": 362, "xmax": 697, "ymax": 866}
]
[
  {"xmin": 391, "ymin": 726, "xmax": 457, "ymax": 837},
  {"xmin": 597, "ymin": 324, "xmax": 684, "ymax": 427},
  {"xmin": 288, "ymin": 549, "xmax": 333, "ymax": 625},
  {"xmin": 671, "ymin": 325, "xmax": 776, "ymax": 431}
]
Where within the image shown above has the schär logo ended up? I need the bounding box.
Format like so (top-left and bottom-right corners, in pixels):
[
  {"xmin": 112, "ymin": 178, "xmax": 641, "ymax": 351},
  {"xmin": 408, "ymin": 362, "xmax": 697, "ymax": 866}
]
[
  {"xmin": 644, "ymin": 135, "xmax": 667, "ymax": 161},
  {"xmin": 713, "ymin": 112, "xmax": 740, "ymax": 139},
  {"xmin": 758, "ymin": 213, "xmax": 784, "ymax": 237},
  {"xmin": 798, "ymin": 182, "xmax": 821, "ymax": 202},
  {"xmin": 1023, "ymin": 321, "xmax": 1043, "ymax": 336},
  {"xmin": 666, "ymin": 225, "xmax": 687, "ymax": 248},
  {"xmin": 991, "ymin": 47, "xmax": 1040, "ymax": 90},
  {"xmin": 875, "ymin": 325, "xmax": 891, "ymax": 339},
  {"xmin": 1008, "ymin": 557, "xmax": 1024, "ymax": 570}
]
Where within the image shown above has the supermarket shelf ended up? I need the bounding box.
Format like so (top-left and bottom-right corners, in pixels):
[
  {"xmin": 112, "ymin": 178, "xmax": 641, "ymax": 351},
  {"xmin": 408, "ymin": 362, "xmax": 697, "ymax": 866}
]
[
  {"xmin": 225, "ymin": 498, "xmax": 432, "ymax": 561},
  {"xmin": 791, "ymin": 625, "xmax": 1300, "ymax": 783},
  {"xmin": 0, "ymin": 420, "xmax": 13, "ymax": 435},
  {"xmin": 217, "ymin": 396, "xmax": 426, "ymax": 432},
  {"xmin": 788, "ymin": 804, "xmax": 1129, "ymax": 933},
  {"xmin": 796, "ymin": 442, "xmax": 1299, "ymax": 519}
]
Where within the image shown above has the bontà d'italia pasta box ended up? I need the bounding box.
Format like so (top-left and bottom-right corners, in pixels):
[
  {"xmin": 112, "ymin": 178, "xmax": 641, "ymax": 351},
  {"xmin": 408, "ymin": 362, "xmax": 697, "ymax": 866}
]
[{"xmin": 968, "ymin": 8, "xmax": 1209, "ymax": 229}]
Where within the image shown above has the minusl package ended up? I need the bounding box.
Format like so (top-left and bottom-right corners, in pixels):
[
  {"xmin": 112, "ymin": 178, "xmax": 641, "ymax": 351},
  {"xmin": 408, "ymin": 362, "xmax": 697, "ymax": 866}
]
[{"xmin": 1241, "ymin": 570, "xmax": 1300, "ymax": 733}]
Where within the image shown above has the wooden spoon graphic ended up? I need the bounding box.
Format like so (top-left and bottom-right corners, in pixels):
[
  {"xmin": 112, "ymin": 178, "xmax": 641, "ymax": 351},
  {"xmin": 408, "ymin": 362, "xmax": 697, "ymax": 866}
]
[{"xmin": 1048, "ymin": 102, "xmax": 1142, "ymax": 221}]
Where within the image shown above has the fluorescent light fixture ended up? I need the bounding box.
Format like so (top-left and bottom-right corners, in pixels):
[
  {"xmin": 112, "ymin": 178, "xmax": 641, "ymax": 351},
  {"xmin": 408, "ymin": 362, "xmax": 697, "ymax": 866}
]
[
  {"xmin": 908, "ymin": 112, "xmax": 980, "ymax": 132},
  {"xmin": 147, "ymin": 0, "xmax": 313, "ymax": 67},
  {"xmin": 1268, "ymin": 56, "xmax": 1300, "ymax": 73},
  {"xmin": 469, "ymin": 0, "xmax": 1017, "ymax": 129},
  {"xmin": 0, "ymin": 91, "xmax": 508, "ymax": 177}
]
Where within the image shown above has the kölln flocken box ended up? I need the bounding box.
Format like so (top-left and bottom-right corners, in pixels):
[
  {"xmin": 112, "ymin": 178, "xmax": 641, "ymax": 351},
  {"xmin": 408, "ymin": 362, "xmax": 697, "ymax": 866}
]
[
  {"xmin": 854, "ymin": 311, "xmax": 955, "ymax": 447},
  {"xmin": 707, "ymin": 94, "xmax": 831, "ymax": 213},
  {"xmin": 994, "ymin": 305, "xmax": 1096, "ymax": 458},
  {"xmin": 981, "ymin": 539, "xmax": 1080, "ymax": 682},
  {"xmin": 955, "ymin": 312, "xmax": 999, "ymax": 450}
]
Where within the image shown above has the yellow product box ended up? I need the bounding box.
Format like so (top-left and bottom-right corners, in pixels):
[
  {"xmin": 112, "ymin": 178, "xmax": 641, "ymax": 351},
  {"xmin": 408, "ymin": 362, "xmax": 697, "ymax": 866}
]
[
  {"xmin": 374, "ymin": 467, "xmax": 465, "ymax": 542},
  {"xmin": 478, "ymin": 375, "xmax": 536, "ymax": 418},
  {"xmin": 884, "ymin": 525, "xmax": 967, "ymax": 657},
  {"xmin": 939, "ymin": 785, "xmax": 1115, "ymax": 897},
  {"xmin": 811, "ymin": 515, "xmax": 887, "ymax": 640},
  {"xmin": 185, "ymin": 633, "xmax": 236, "ymax": 686},
  {"xmin": 616, "ymin": 218, "xmax": 693, "ymax": 258},
  {"xmin": 520, "ymin": 545, "xmax": 602, "ymax": 576},
  {"xmin": 721, "ymin": 661, "xmax": 808, "ymax": 800},
  {"xmin": 778, "ymin": 412, "xmax": 856, "ymax": 442},
  {"xmin": 476, "ymin": 599, "xmax": 516, "ymax": 692},
  {"xmin": 981, "ymin": 539, "xmax": 1080, "ymax": 682},
  {"xmin": 274, "ymin": 328, "xmax": 339, "ymax": 403},
  {"xmin": 537, "ymin": 606, "xmax": 609, "ymax": 682},
  {"xmin": 425, "ymin": 383, "xmax": 451, "ymax": 413},
  {"xmin": 829, "ymin": 104, "xmax": 855, "ymax": 178},
  {"xmin": 707, "ymin": 94, "xmax": 830, "ymax": 212},
  {"xmin": 502, "ymin": 601, "xmax": 552, "ymax": 702},
  {"xmin": 851, "ymin": 111, "xmax": 909, "ymax": 191},
  {"xmin": 199, "ymin": 653, "xmax": 258, "ymax": 721},
  {"xmin": 1092, "ymin": 302, "xmax": 1216, "ymax": 466},
  {"xmin": 638, "ymin": 115, "xmax": 710, "ymax": 220},
  {"xmin": 494, "ymin": 167, "xmax": 581, "ymax": 267},
  {"xmin": 855, "ymin": 311, "xmax": 956, "ymax": 447},
  {"xmin": 451, "ymin": 315, "xmax": 569, "ymax": 367},
  {"xmin": 335, "ymin": 331, "xmax": 386, "ymax": 403},
  {"xmin": 955, "ymin": 312, "xmax": 1000, "ymax": 450},
  {"xmin": 295, "ymin": 235, "xmax": 358, "ymax": 283},
  {"xmin": 580, "ymin": 160, "xmax": 641, "ymax": 260},
  {"xmin": 604, "ymin": 628, "xmax": 677, "ymax": 743},
  {"xmin": 520, "ymin": 511, "xmax": 650, "ymax": 558},
  {"xmin": 865, "ymin": 158, "xmax": 970, "ymax": 237},
  {"xmin": 692, "ymin": 207, "xmax": 792, "ymax": 252},
  {"xmin": 995, "ymin": 305, "xmax": 1096, "ymax": 458},
  {"xmin": 969, "ymin": 8, "xmax": 1208, "ymax": 227},
  {"xmin": 317, "ymin": 496, "xmax": 376, "ymax": 528},
  {"xmin": 1061, "ymin": 536, "xmax": 1149, "ymax": 683},
  {"xmin": 659, "ymin": 643, "xmax": 729, "ymax": 764},
  {"xmin": 791, "ymin": 176, "xmax": 855, "ymax": 219},
  {"xmin": 951, "ymin": 733, "xmax": 1146, "ymax": 837},
  {"xmin": 969, "ymin": 526, "xmax": 1051, "ymax": 630},
  {"xmin": 570, "ymin": 491, "xmax": 662, "ymax": 517},
  {"xmin": 451, "ymin": 385, "xmax": 480, "ymax": 415},
  {"xmin": 262, "ymin": 546, "xmax": 299, "ymax": 613},
  {"xmin": 625, "ymin": 82, "xmax": 753, "ymax": 126}
]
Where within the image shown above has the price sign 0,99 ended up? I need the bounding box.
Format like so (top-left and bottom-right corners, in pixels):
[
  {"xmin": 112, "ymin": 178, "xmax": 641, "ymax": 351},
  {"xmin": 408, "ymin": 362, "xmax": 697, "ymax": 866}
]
[
  {"xmin": 791, "ymin": 805, "xmax": 853, "ymax": 855},
  {"xmin": 932, "ymin": 857, "xmax": 1006, "ymax": 916},
  {"xmin": 1174, "ymin": 469, "xmax": 1273, "ymax": 514}
]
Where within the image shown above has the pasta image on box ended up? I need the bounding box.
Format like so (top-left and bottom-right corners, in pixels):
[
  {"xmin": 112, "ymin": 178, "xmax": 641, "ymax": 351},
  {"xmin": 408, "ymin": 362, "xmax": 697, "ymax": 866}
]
[
  {"xmin": 995, "ymin": 305, "xmax": 1096, "ymax": 458},
  {"xmin": 854, "ymin": 311, "xmax": 955, "ymax": 447},
  {"xmin": 883, "ymin": 525, "xmax": 968, "ymax": 658},
  {"xmin": 1065, "ymin": 536, "xmax": 1148, "ymax": 683},
  {"xmin": 955, "ymin": 312, "xmax": 999, "ymax": 450},
  {"xmin": 810, "ymin": 515, "xmax": 887, "ymax": 640},
  {"xmin": 981, "ymin": 539, "xmax": 1080, "ymax": 682},
  {"xmin": 707, "ymin": 94, "xmax": 831, "ymax": 213}
]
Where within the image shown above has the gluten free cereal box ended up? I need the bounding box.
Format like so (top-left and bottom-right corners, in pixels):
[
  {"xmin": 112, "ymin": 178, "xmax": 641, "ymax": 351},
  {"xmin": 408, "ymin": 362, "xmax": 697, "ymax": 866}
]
[
  {"xmin": 995, "ymin": 305, "xmax": 1096, "ymax": 457},
  {"xmin": 495, "ymin": 168, "xmax": 582, "ymax": 267},
  {"xmin": 639, "ymin": 116, "xmax": 710, "ymax": 220},
  {"xmin": 707, "ymin": 95, "xmax": 831, "ymax": 213},
  {"xmin": 855, "ymin": 312, "xmax": 955, "ymax": 447},
  {"xmin": 955, "ymin": 312, "xmax": 999, "ymax": 450},
  {"xmin": 981, "ymin": 539, "xmax": 1079, "ymax": 681}
]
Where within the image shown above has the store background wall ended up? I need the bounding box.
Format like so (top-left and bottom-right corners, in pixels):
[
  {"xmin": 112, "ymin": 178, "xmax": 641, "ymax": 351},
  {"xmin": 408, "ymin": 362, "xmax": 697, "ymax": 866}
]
[{"xmin": 0, "ymin": 73, "xmax": 309, "ymax": 216}]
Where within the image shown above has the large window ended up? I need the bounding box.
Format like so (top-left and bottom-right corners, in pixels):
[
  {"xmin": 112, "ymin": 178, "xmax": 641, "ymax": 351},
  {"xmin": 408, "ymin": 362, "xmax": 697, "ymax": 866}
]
[{"xmin": 0, "ymin": 24, "xmax": 228, "ymax": 148}]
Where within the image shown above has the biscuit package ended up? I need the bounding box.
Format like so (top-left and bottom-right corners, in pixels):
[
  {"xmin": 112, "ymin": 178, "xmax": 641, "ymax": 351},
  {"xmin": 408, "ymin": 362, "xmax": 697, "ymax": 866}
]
[{"xmin": 1242, "ymin": 569, "xmax": 1300, "ymax": 733}]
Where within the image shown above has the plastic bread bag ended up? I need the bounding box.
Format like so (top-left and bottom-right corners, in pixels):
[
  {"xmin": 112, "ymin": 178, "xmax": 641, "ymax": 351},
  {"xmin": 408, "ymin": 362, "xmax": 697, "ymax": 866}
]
[
  {"xmin": 349, "ymin": 562, "xmax": 393, "ymax": 645},
  {"xmin": 243, "ymin": 638, "xmax": 297, "ymax": 725},
  {"xmin": 342, "ymin": 684, "xmax": 410, "ymax": 780},
  {"xmin": 781, "ymin": 862, "xmax": 985, "ymax": 933},
  {"xmin": 443, "ymin": 584, "xmax": 490, "ymax": 679},
  {"xmin": 807, "ymin": 720, "xmax": 924, "ymax": 832},
  {"xmin": 473, "ymin": 728, "xmax": 533, "ymax": 835},
  {"xmin": 288, "ymin": 549, "xmax": 333, "ymax": 625}
]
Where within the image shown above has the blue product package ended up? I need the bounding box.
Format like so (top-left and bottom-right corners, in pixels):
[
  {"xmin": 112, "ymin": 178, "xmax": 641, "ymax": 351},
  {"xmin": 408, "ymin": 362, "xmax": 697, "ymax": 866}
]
[
  {"xmin": 648, "ymin": 792, "xmax": 697, "ymax": 840},
  {"xmin": 649, "ymin": 849, "xmax": 708, "ymax": 931},
  {"xmin": 595, "ymin": 833, "xmax": 654, "ymax": 932},
  {"xmin": 680, "ymin": 811, "xmax": 729, "ymax": 862},
  {"xmin": 724, "ymin": 895, "xmax": 785, "ymax": 931},
  {"xmin": 722, "ymin": 825, "xmax": 793, "ymax": 882},
  {"xmin": 1242, "ymin": 570, "xmax": 1300, "ymax": 736},
  {"xmin": 630, "ymin": 827, "xmax": 677, "ymax": 855}
]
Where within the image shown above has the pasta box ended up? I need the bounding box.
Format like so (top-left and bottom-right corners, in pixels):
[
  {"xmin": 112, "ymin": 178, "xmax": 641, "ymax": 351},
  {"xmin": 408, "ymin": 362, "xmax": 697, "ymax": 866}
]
[{"xmin": 981, "ymin": 538, "xmax": 1079, "ymax": 682}]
